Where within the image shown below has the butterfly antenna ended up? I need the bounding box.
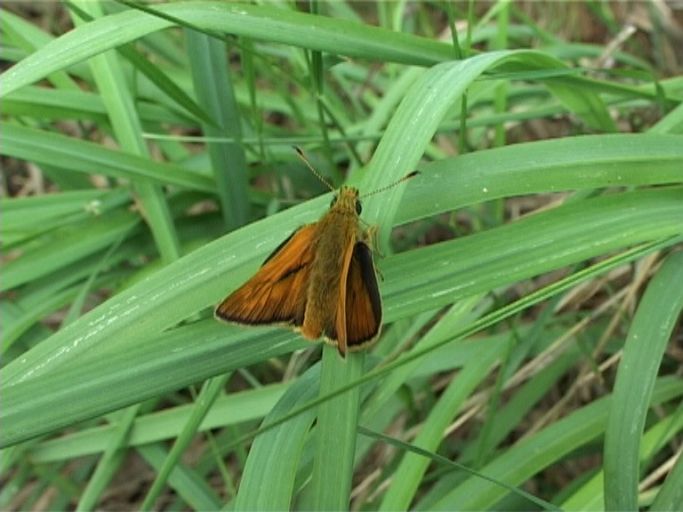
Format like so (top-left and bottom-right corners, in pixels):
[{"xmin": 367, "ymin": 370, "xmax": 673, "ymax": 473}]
[
  {"xmin": 293, "ymin": 146, "xmax": 335, "ymax": 192},
  {"xmin": 361, "ymin": 170, "xmax": 420, "ymax": 199}
]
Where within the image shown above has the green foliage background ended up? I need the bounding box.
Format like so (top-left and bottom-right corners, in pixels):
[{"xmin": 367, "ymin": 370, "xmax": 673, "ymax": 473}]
[{"xmin": 1, "ymin": 1, "xmax": 682, "ymax": 510}]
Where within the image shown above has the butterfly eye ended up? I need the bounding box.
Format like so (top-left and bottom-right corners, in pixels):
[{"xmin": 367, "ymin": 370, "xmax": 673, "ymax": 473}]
[
  {"xmin": 355, "ymin": 200, "xmax": 362, "ymax": 215},
  {"xmin": 330, "ymin": 195, "xmax": 338, "ymax": 207}
]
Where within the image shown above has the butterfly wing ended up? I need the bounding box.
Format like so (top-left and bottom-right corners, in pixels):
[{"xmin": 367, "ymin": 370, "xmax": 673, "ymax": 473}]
[
  {"xmin": 215, "ymin": 224, "xmax": 317, "ymax": 327},
  {"xmin": 344, "ymin": 241, "xmax": 382, "ymax": 351}
]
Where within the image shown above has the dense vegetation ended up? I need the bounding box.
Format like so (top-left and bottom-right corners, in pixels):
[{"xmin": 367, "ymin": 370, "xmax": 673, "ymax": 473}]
[{"xmin": 1, "ymin": 1, "xmax": 682, "ymax": 510}]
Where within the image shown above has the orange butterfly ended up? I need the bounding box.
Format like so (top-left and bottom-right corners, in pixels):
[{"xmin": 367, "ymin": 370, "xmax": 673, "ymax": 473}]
[
  {"xmin": 215, "ymin": 185, "xmax": 381, "ymax": 356},
  {"xmin": 215, "ymin": 147, "xmax": 417, "ymax": 357}
]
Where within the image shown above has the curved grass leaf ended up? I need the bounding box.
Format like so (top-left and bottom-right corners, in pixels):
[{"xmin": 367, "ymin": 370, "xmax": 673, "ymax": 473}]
[
  {"xmin": 603, "ymin": 251, "xmax": 683, "ymax": 510},
  {"xmin": 399, "ymin": 133, "xmax": 683, "ymax": 224},
  {"xmin": 234, "ymin": 365, "xmax": 320, "ymax": 510},
  {"xmin": 0, "ymin": 1, "xmax": 453, "ymax": 97}
]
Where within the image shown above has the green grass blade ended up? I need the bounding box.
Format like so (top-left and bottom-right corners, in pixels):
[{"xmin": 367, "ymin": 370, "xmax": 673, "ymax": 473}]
[
  {"xmin": 76, "ymin": 405, "xmax": 140, "ymax": 511},
  {"xmin": 140, "ymin": 374, "xmax": 230, "ymax": 510},
  {"xmin": 234, "ymin": 366, "xmax": 320, "ymax": 510},
  {"xmin": 1, "ymin": 188, "xmax": 131, "ymax": 246},
  {"xmin": 64, "ymin": 0, "xmax": 212, "ymax": 126},
  {"xmin": 1, "ymin": 123, "xmax": 214, "ymax": 192},
  {"xmin": 30, "ymin": 384, "xmax": 287, "ymax": 463},
  {"xmin": 398, "ymin": 133, "xmax": 683, "ymax": 224},
  {"xmin": 603, "ymin": 251, "xmax": 683, "ymax": 510},
  {"xmin": 546, "ymin": 81, "xmax": 617, "ymax": 131},
  {"xmin": 431, "ymin": 377, "xmax": 683, "ymax": 510},
  {"xmin": 360, "ymin": 50, "xmax": 568, "ymax": 243},
  {"xmin": 0, "ymin": 8, "xmax": 81, "ymax": 90},
  {"xmin": 360, "ymin": 427, "xmax": 558, "ymax": 511},
  {"xmin": 0, "ymin": 1, "xmax": 454, "ymax": 97},
  {"xmin": 361, "ymin": 296, "xmax": 484, "ymax": 421},
  {"xmin": 306, "ymin": 348, "xmax": 364, "ymax": 510},
  {"xmin": 1, "ymin": 210, "xmax": 139, "ymax": 292},
  {"xmin": 562, "ymin": 411, "xmax": 683, "ymax": 510},
  {"xmin": 72, "ymin": 0, "xmax": 180, "ymax": 264},
  {"xmin": 650, "ymin": 100, "xmax": 683, "ymax": 134},
  {"xmin": 137, "ymin": 443, "xmax": 221, "ymax": 510},
  {"xmin": 650, "ymin": 442, "xmax": 683, "ymax": 510},
  {"xmin": 379, "ymin": 341, "xmax": 500, "ymax": 509},
  {"xmin": 1, "ymin": 86, "xmax": 191, "ymax": 125},
  {"xmin": 0, "ymin": 321, "xmax": 306, "ymax": 447},
  {"xmin": 185, "ymin": 31, "xmax": 249, "ymax": 230}
]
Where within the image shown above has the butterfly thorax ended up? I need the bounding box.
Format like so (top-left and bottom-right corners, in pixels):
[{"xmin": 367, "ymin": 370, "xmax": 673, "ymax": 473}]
[{"xmin": 330, "ymin": 186, "xmax": 361, "ymax": 216}]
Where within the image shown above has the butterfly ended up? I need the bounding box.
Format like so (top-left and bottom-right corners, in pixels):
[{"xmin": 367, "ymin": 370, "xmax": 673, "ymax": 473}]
[{"xmin": 215, "ymin": 185, "xmax": 381, "ymax": 356}]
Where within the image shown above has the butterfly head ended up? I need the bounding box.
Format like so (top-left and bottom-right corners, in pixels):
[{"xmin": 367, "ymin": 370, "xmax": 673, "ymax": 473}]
[{"xmin": 330, "ymin": 186, "xmax": 362, "ymax": 215}]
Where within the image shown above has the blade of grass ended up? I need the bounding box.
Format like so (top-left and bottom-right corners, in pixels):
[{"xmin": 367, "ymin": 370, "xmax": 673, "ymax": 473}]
[
  {"xmin": 64, "ymin": 0, "xmax": 213, "ymax": 126},
  {"xmin": 379, "ymin": 339, "xmax": 500, "ymax": 509},
  {"xmin": 398, "ymin": 133, "xmax": 683, "ymax": 224},
  {"xmin": 137, "ymin": 443, "xmax": 221, "ymax": 510},
  {"xmin": 234, "ymin": 365, "xmax": 320, "ymax": 510},
  {"xmin": 305, "ymin": 348, "xmax": 364, "ymax": 510},
  {"xmin": 562, "ymin": 410, "xmax": 683, "ymax": 510},
  {"xmin": 362, "ymin": 296, "xmax": 484, "ymax": 420},
  {"xmin": 1, "ymin": 123, "xmax": 215, "ymax": 192},
  {"xmin": 359, "ymin": 426, "xmax": 558, "ymax": 511},
  {"xmin": 603, "ymin": 251, "xmax": 683, "ymax": 510},
  {"xmin": 1, "ymin": 86, "xmax": 192, "ymax": 126},
  {"xmin": 432, "ymin": 377, "xmax": 683, "ymax": 509},
  {"xmin": 650, "ymin": 443, "xmax": 683, "ymax": 510},
  {"xmin": 185, "ymin": 30, "xmax": 249, "ymax": 230},
  {"xmin": 0, "ymin": 8, "xmax": 82, "ymax": 91},
  {"xmin": 140, "ymin": 373, "xmax": 231, "ymax": 510},
  {"xmin": 1, "ymin": 210, "xmax": 139, "ymax": 292},
  {"xmin": 30, "ymin": 383, "xmax": 287, "ymax": 463},
  {"xmin": 0, "ymin": 1, "xmax": 455, "ymax": 97},
  {"xmin": 359, "ymin": 51, "xmax": 569, "ymax": 246},
  {"xmin": 72, "ymin": 0, "xmax": 180, "ymax": 264},
  {"xmin": 650, "ymin": 99, "xmax": 683, "ymax": 134},
  {"xmin": 76, "ymin": 405, "xmax": 140, "ymax": 511}
]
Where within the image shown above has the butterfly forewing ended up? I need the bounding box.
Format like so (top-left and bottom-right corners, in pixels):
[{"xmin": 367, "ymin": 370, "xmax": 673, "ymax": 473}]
[{"xmin": 215, "ymin": 225, "xmax": 317, "ymax": 326}]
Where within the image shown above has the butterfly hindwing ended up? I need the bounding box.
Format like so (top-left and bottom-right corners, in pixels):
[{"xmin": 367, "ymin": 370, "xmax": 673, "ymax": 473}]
[
  {"xmin": 345, "ymin": 241, "xmax": 382, "ymax": 349},
  {"xmin": 215, "ymin": 224, "xmax": 317, "ymax": 327}
]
